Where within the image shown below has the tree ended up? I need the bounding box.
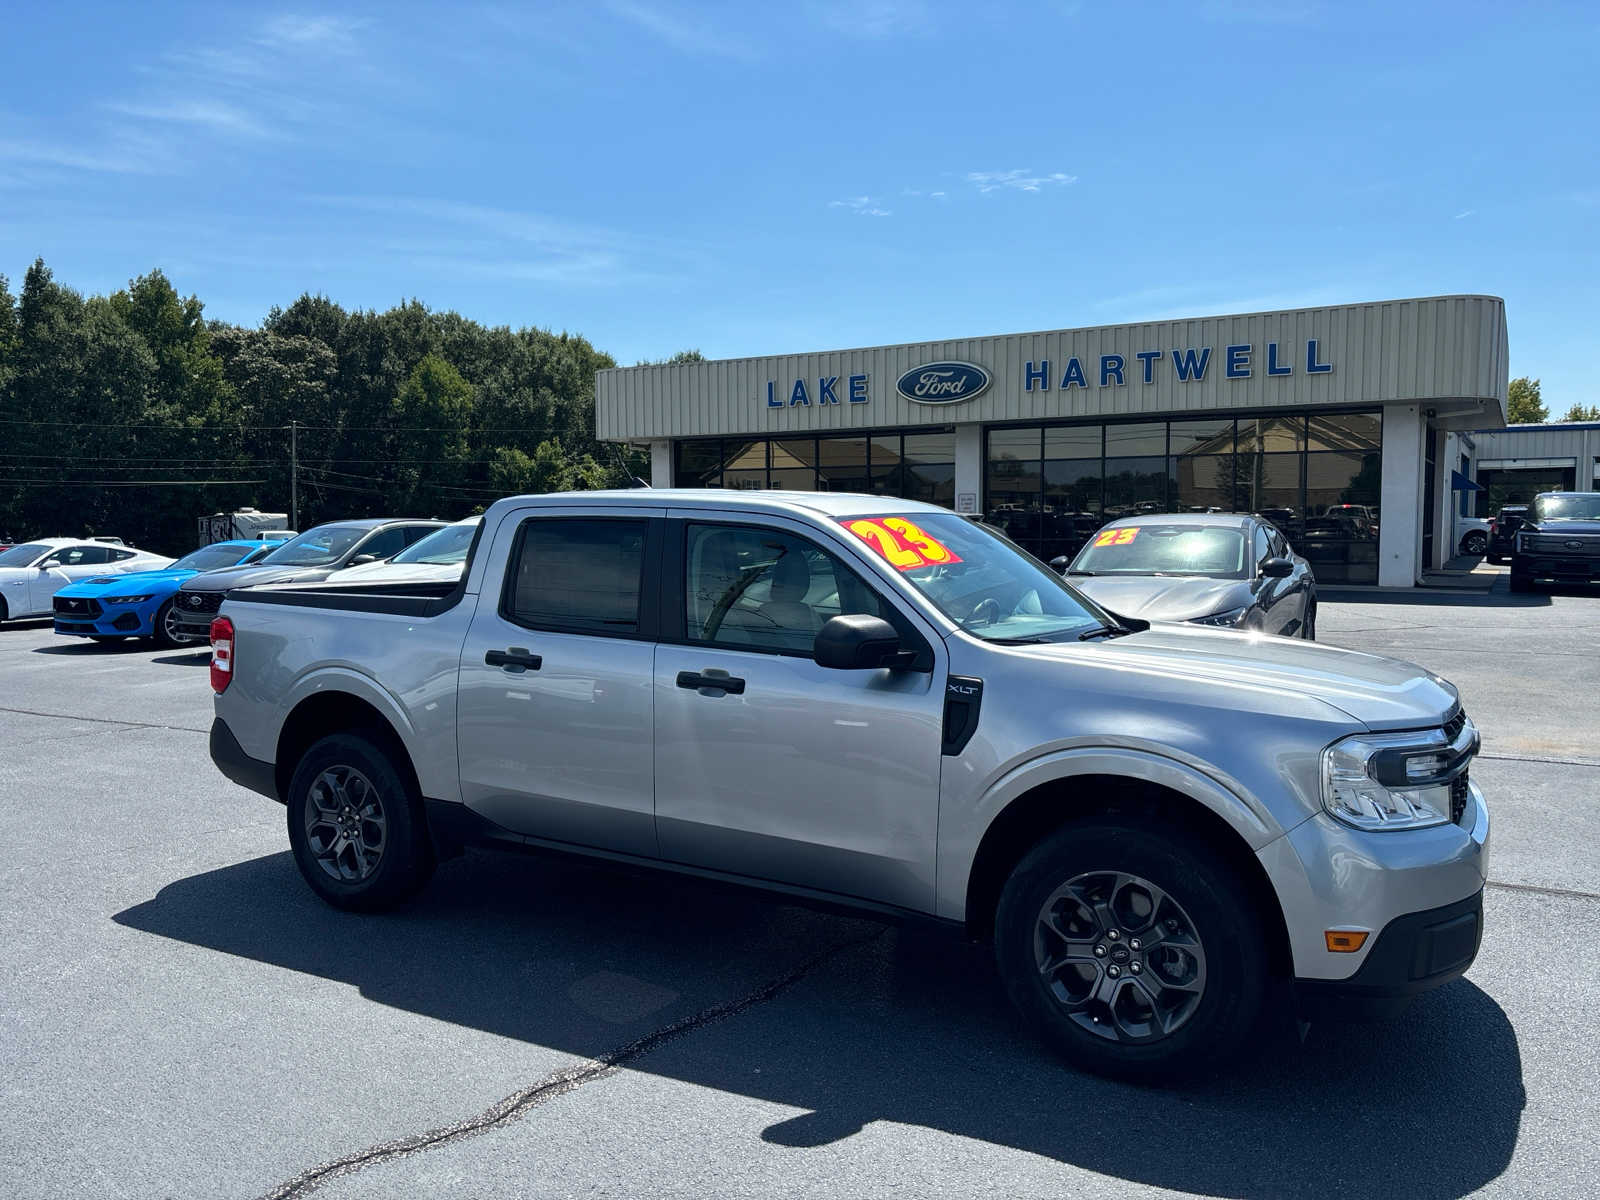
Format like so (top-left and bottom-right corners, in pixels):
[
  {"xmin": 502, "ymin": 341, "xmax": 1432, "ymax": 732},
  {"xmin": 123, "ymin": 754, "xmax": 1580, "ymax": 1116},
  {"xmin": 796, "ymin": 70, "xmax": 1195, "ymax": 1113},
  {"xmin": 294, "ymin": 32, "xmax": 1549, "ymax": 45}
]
[
  {"xmin": 635, "ymin": 348, "xmax": 705, "ymax": 366},
  {"xmin": 1506, "ymin": 377, "xmax": 1546, "ymax": 424},
  {"xmin": 1561, "ymin": 403, "xmax": 1600, "ymax": 421}
]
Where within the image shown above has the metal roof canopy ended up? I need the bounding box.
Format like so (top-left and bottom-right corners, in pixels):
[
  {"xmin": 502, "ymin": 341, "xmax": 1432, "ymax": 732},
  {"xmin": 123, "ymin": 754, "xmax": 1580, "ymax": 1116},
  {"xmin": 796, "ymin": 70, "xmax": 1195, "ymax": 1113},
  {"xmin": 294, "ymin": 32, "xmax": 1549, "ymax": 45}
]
[{"xmin": 597, "ymin": 295, "xmax": 1509, "ymax": 442}]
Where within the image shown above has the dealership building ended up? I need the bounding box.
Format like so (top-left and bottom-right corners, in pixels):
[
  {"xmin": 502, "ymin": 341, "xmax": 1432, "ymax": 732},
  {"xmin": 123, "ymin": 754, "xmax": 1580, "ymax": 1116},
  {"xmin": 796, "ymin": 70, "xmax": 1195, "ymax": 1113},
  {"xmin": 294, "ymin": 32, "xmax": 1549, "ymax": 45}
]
[{"xmin": 596, "ymin": 294, "xmax": 1509, "ymax": 587}]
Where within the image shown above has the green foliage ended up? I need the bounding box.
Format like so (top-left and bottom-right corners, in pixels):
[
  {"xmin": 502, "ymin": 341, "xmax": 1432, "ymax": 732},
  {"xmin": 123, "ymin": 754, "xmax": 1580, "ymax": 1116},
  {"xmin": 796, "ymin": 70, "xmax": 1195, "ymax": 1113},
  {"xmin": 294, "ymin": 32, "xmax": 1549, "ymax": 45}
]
[
  {"xmin": 1561, "ymin": 403, "xmax": 1600, "ymax": 421},
  {"xmin": 0, "ymin": 260, "xmax": 632, "ymax": 548},
  {"xmin": 636, "ymin": 348, "xmax": 705, "ymax": 366},
  {"xmin": 1506, "ymin": 377, "xmax": 1546, "ymax": 424}
]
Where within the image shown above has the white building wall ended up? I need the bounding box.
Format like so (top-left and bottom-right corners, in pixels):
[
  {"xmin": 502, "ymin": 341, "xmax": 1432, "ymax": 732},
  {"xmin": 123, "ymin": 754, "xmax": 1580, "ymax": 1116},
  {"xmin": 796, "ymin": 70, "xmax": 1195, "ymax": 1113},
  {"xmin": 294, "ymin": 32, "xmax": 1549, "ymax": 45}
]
[{"xmin": 1380, "ymin": 406, "xmax": 1426, "ymax": 586}]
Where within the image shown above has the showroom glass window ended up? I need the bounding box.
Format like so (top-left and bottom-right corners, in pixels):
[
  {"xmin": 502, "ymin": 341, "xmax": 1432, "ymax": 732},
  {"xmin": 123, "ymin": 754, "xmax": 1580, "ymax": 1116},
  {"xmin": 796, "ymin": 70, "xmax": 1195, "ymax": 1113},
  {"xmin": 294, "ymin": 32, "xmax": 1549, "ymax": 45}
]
[
  {"xmin": 675, "ymin": 431, "xmax": 954, "ymax": 507},
  {"xmin": 983, "ymin": 410, "xmax": 1382, "ymax": 583}
]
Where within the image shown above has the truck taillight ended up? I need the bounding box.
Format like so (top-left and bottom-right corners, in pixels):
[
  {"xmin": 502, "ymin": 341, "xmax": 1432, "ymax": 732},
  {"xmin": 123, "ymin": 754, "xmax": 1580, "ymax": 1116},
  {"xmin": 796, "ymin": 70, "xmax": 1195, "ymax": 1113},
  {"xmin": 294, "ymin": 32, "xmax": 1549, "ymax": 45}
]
[{"xmin": 210, "ymin": 616, "xmax": 234, "ymax": 693}]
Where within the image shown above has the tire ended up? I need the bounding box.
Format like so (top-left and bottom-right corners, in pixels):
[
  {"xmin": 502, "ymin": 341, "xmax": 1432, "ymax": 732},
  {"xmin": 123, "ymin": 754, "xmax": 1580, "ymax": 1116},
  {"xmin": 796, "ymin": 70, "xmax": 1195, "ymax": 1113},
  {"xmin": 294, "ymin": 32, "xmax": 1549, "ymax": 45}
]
[
  {"xmin": 286, "ymin": 731, "xmax": 435, "ymax": 912},
  {"xmin": 994, "ymin": 820, "xmax": 1268, "ymax": 1081},
  {"xmin": 149, "ymin": 598, "xmax": 198, "ymax": 650},
  {"xmin": 1462, "ymin": 532, "xmax": 1487, "ymax": 556}
]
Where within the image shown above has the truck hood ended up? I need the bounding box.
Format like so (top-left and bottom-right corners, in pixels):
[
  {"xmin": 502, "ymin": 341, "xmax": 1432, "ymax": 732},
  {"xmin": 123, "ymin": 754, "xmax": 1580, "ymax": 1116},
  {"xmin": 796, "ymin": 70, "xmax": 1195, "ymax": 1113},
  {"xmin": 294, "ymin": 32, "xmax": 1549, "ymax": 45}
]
[
  {"xmin": 57, "ymin": 568, "xmax": 197, "ymax": 596},
  {"xmin": 179, "ymin": 563, "xmax": 335, "ymax": 593},
  {"xmin": 1007, "ymin": 623, "xmax": 1459, "ymax": 732},
  {"xmin": 1070, "ymin": 575, "xmax": 1250, "ymax": 622},
  {"xmin": 1526, "ymin": 519, "xmax": 1600, "ymax": 537}
]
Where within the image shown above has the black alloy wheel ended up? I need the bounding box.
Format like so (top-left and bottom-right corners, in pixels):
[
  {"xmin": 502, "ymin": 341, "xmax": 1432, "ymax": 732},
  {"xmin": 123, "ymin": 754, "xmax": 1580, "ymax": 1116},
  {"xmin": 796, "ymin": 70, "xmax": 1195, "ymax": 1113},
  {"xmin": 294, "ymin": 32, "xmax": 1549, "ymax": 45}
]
[
  {"xmin": 286, "ymin": 731, "xmax": 434, "ymax": 911},
  {"xmin": 994, "ymin": 821, "xmax": 1268, "ymax": 1080}
]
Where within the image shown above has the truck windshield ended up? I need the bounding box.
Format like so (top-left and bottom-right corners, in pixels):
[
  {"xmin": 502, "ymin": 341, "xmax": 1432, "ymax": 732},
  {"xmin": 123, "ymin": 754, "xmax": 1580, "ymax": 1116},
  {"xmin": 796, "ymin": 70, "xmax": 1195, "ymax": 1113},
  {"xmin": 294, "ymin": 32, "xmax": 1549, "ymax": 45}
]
[
  {"xmin": 1534, "ymin": 494, "xmax": 1600, "ymax": 522},
  {"xmin": 838, "ymin": 512, "xmax": 1111, "ymax": 642},
  {"xmin": 390, "ymin": 522, "xmax": 478, "ymax": 565},
  {"xmin": 261, "ymin": 524, "xmax": 369, "ymax": 566}
]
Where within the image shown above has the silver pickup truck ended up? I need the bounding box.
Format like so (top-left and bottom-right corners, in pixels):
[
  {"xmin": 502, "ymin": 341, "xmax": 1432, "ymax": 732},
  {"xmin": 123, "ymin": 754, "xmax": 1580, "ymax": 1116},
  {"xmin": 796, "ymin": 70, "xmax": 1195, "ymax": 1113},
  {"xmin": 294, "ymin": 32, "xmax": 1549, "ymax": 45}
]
[{"xmin": 208, "ymin": 489, "xmax": 1489, "ymax": 1079}]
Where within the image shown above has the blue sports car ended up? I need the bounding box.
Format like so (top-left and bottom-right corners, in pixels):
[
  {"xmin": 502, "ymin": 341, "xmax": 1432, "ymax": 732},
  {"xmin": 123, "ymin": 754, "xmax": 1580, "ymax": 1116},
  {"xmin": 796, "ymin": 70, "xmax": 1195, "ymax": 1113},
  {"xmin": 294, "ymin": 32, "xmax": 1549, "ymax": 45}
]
[{"xmin": 53, "ymin": 539, "xmax": 278, "ymax": 648}]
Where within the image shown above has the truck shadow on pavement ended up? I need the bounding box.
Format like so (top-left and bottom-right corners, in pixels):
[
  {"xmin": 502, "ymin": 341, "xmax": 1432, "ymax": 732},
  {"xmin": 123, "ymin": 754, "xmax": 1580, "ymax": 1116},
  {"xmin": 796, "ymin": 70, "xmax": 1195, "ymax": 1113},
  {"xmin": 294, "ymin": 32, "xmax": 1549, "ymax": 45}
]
[{"xmin": 115, "ymin": 848, "xmax": 1524, "ymax": 1199}]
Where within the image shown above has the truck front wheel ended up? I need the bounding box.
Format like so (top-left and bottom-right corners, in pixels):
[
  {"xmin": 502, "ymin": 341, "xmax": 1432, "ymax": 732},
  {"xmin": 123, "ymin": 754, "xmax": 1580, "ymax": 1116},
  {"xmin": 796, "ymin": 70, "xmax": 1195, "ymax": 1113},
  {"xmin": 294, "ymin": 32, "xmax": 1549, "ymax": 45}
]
[
  {"xmin": 994, "ymin": 821, "xmax": 1268, "ymax": 1081},
  {"xmin": 286, "ymin": 731, "xmax": 435, "ymax": 912}
]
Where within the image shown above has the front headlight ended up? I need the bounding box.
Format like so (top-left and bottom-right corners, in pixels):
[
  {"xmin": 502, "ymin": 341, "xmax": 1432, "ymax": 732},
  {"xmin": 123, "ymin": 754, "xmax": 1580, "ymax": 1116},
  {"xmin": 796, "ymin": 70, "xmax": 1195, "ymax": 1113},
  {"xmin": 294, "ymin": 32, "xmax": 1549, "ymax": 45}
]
[
  {"xmin": 1320, "ymin": 725, "xmax": 1474, "ymax": 831},
  {"xmin": 1193, "ymin": 605, "xmax": 1249, "ymax": 627},
  {"xmin": 102, "ymin": 595, "xmax": 152, "ymax": 605}
]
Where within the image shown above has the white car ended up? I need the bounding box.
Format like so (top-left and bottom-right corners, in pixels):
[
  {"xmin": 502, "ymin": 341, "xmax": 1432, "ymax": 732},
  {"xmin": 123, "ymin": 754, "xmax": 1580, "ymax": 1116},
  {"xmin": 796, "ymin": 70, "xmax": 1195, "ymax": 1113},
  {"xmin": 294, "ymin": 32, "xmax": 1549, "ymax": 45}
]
[
  {"xmin": 320, "ymin": 517, "xmax": 480, "ymax": 586},
  {"xmin": 0, "ymin": 539, "xmax": 175, "ymax": 624}
]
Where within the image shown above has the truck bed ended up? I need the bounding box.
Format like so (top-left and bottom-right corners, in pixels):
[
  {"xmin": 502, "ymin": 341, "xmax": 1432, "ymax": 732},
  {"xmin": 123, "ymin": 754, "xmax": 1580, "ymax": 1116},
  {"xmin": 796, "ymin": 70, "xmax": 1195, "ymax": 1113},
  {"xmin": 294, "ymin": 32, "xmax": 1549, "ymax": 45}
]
[{"xmin": 223, "ymin": 579, "xmax": 465, "ymax": 618}]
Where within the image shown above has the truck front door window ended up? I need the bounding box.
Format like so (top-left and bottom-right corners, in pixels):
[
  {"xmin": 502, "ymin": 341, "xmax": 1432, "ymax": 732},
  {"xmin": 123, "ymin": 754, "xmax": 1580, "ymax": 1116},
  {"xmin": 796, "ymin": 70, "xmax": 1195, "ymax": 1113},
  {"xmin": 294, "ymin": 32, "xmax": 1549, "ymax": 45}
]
[{"xmin": 684, "ymin": 523, "xmax": 890, "ymax": 655}]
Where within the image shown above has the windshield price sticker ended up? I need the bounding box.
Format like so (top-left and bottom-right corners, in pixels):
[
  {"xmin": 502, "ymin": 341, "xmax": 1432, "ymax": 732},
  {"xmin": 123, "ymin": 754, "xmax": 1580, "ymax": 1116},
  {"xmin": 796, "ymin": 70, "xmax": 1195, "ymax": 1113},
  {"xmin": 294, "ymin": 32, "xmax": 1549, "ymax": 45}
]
[
  {"xmin": 1092, "ymin": 527, "xmax": 1139, "ymax": 548},
  {"xmin": 844, "ymin": 517, "xmax": 962, "ymax": 571}
]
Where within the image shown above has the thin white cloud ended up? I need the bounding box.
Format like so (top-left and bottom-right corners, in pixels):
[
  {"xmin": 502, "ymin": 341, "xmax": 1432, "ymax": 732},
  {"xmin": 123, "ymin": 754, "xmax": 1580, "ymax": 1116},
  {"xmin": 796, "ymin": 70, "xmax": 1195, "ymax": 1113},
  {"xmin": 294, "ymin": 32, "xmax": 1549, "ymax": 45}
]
[
  {"xmin": 254, "ymin": 14, "xmax": 366, "ymax": 51},
  {"xmin": 966, "ymin": 169, "xmax": 1077, "ymax": 194},
  {"xmin": 0, "ymin": 136, "xmax": 164, "ymax": 175},
  {"xmin": 1453, "ymin": 209, "xmax": 1475, "ymax": 219},
  {"xmin": 605, "ymin": 2, "xmax": 758, "ymax": 60},
  {"xmin": 815, "ymin": 1, "xmax": 932, "ymax": 38},
  {"xmin": 829, "ymin": 196, "xmax": 892, "ymax": 217},
  {"xmin": 307, "ymin": 194, "xmax": 697, "ymax": 287},
  {"xmin": 106, "ymin": 100, "xmax": 273, "ymax": 139}
]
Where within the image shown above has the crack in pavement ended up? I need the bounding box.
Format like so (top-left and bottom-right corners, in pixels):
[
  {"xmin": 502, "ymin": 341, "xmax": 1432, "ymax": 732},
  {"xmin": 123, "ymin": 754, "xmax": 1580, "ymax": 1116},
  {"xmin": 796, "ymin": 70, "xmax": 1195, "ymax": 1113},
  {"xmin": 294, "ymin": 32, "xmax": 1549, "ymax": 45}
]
[
  {"xmin": 1477, "ymin": 752, "xmax": 1600, "ymax": 769},
  {"xmin": 257, "ymin": 927, "xmax": 888, "ymax": 1200},
  {"xmin": 1487, "ymin": 879, "xmax": 1600, "ymax": 903},
  {"xmin": 0, "ymin": 704, "xmax": 208, "ymax": 734}
]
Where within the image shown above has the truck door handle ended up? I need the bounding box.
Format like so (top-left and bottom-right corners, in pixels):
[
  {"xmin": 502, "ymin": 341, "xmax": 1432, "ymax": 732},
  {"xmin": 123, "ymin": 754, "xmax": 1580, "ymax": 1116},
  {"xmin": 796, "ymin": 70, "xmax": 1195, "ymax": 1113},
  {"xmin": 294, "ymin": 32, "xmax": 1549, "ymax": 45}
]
[
  {"xmin": 676, "ymin": 670, "xmax": 745, "ymax": 695},
  {"xmin": 486, "ymin": 648, "xmax": 542, "ymax": 672}
]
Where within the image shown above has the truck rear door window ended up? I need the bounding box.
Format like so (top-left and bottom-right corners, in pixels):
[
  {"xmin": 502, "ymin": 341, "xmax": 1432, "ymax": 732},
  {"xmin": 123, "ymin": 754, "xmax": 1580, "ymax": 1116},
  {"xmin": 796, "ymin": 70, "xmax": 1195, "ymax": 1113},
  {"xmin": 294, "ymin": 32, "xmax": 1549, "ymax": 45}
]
[{"xmin": 506, "ymin": 518, "xmax": 647, "ymax": 634}]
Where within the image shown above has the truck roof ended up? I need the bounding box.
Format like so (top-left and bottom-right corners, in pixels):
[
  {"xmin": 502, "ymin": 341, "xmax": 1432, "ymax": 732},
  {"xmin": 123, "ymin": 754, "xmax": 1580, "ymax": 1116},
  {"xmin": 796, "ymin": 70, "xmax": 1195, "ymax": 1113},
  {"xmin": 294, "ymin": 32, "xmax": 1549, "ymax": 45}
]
[{"xmin": 489, "ymin": 489, "xmax": 951, "ymax": 521}]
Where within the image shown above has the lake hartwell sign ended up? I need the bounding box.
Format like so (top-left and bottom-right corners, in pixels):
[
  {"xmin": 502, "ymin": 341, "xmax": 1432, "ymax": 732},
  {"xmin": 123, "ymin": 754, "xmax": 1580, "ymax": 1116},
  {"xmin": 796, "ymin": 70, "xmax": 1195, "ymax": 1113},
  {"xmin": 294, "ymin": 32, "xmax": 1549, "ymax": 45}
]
[{"xmin": 762, "ymin": 339, "xmax": 1333, "ymax": 410}]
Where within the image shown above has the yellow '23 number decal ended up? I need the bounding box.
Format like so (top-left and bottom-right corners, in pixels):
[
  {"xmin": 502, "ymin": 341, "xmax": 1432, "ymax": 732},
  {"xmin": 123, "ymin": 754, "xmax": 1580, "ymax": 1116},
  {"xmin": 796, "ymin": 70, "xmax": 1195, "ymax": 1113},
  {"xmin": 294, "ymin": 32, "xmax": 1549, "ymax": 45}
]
[
  {"xmin": 845, "ymin": 517, "xmax": 963, "ymax": 571},
  {"xmin": 1092, "ymin": 527, "xmax": 1139, "ymax": 547}
]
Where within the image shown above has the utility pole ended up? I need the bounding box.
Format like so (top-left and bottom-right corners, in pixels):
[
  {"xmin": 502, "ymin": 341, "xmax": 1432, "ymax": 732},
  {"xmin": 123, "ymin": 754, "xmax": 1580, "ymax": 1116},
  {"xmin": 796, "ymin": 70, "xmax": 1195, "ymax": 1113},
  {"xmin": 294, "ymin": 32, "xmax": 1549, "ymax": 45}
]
[{"xmin": 289, "ymin": 419, "xmax": 299, "ymax": 530}]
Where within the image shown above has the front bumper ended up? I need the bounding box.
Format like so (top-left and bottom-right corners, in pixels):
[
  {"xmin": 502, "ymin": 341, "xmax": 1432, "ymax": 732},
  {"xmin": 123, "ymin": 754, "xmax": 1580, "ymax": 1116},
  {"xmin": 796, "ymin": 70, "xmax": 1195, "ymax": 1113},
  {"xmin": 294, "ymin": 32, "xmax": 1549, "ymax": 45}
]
[
  {"xmin": 53, "ymin": 602, "xmax": 157, "ymax": 637},
  {"xmin": 1258, "ymin": 778, "xmax": 1489, "ymax": 994},
  {"xmin": 1511, "ymin": 553, "xmax": 1600, "ymax": 584},
  {"xmin": 1296, "ymin": 889, "xmax": 1483, "ymax": 1019}
]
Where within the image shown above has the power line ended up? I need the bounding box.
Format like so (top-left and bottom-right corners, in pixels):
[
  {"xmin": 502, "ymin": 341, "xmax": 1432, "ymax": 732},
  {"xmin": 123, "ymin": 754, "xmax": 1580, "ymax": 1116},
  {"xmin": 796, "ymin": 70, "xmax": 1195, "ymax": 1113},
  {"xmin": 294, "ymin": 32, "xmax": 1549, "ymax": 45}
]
[
  {"xmin": 0, "ymin": 473, "xmax": 267, "ymax": 483},
  {"xmin": 0, "ymin": 417, "xmax": 592, "ymax": 434}
]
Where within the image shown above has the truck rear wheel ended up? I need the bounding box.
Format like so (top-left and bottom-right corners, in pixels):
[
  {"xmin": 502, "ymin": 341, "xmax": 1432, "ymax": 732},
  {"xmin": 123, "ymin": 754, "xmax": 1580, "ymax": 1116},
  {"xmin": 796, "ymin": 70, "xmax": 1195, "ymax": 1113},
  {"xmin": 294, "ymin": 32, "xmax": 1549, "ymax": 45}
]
[
  {"xmin": 286, "ymin": 731, "xmax": 434, "ymax": 912},
  {"xmin": 994, "ymin": 820, "xmax": 1267, "ymax": 1081}
]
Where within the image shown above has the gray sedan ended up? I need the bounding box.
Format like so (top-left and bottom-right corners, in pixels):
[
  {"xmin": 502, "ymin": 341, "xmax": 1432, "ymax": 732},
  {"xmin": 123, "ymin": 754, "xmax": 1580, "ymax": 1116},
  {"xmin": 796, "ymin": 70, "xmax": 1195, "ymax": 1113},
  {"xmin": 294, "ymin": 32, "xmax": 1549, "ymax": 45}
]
[{"xmin": 1059, "ymin": 513, "xmax": 1317, "ymax": 638}]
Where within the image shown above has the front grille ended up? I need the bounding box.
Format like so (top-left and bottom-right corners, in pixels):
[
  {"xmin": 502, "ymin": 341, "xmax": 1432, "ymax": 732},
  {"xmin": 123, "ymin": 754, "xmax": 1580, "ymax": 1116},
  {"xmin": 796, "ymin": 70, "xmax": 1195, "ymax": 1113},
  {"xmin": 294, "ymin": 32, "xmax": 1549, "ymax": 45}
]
[
  {"xmin": 1443, "ymin": 708, "xmax": 1467, "ymax": 742},
  {"xmin": 53, "ymin": 596, "xmax": 102, "ymax": 618},
  {"xmin": 1451, "ymin": 773, "xmax": 1470, "ymax": 825},
  {"xmin": 112, "ymin": 612, "xmax": 141, "ymax": 632},
  {"xmin": 179, "ymin": 591, "xmax": 224, "ymax": 615}
]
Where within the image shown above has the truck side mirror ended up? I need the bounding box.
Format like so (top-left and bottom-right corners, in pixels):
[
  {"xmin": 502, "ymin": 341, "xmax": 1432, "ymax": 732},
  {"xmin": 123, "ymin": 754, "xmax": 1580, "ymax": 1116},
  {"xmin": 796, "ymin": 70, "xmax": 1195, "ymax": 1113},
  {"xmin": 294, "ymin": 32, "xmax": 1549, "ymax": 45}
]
[{"xmin": 814, "ymin": 614, "xmax": 910, "ymax": 671}]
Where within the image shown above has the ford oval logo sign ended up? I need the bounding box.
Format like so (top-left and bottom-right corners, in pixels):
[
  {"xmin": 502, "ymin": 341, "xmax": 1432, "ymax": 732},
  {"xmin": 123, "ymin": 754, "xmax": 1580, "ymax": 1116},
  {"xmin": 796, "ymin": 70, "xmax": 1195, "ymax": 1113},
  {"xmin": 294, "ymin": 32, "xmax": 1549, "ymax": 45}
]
[{"xmin": 895, "ymin": 361, "xmax": 991, "ymax": 405}]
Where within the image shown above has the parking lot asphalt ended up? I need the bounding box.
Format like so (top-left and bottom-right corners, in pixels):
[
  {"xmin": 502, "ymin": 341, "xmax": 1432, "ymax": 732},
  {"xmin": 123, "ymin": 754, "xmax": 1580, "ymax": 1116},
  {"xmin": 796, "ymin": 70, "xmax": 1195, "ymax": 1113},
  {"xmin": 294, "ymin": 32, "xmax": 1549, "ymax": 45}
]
[{"xmin": 2, "ymin": 588, "xmax": 1597, "ymax": 1200}]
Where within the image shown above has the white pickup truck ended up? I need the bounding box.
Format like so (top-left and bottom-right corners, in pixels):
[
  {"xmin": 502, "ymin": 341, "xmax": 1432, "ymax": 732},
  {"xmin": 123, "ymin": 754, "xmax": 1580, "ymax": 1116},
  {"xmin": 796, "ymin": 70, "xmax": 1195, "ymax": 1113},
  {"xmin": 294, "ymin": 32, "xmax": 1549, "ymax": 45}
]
[{"xmin": 208, "ymin": 489, "xmax": 1488, "ymax": 1080}]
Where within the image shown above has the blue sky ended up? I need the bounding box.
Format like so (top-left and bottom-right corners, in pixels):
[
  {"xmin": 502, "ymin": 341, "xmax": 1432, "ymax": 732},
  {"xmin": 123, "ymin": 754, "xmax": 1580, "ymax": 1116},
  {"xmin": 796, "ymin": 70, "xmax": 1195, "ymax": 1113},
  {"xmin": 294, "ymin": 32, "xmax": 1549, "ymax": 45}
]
[{"xmin": 2, "ymin": 1, "xmax": 1596, "ymax": 404}]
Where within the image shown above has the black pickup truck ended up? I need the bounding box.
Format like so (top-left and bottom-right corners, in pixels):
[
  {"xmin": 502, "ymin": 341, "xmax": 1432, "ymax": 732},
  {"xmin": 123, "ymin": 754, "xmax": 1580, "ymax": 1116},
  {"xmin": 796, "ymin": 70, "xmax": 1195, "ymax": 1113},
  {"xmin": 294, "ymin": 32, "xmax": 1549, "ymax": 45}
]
[{"xmin": 1509, "ymin": 492, "xmax": 1600, "ymax": 592}]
